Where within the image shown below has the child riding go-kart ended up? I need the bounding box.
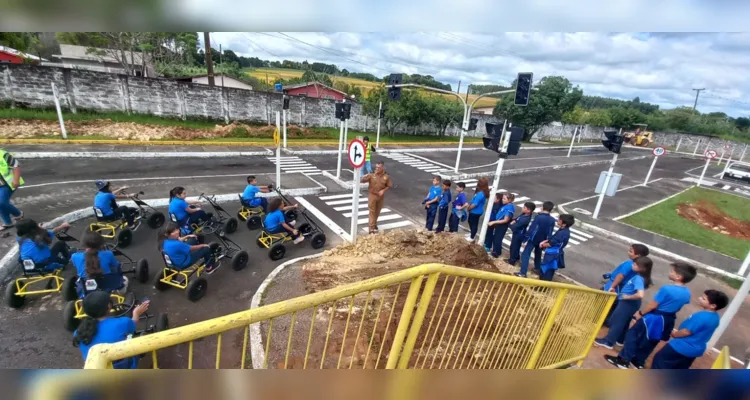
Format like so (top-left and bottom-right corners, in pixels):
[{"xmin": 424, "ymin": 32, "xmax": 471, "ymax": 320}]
[
  {"xmin": 90, "ymin": 182, "xmax": 166, "ymax": 248},
  {"xmin": 168, "ymin": 187, "xmax": 238, "ymax": 236},
  {"xmin": 256, "ymin": 189, "xmax": 326, "ymax": 261},
  {"xmin": 237, "ymin": 177, "xmax": 273, "ymax": 230}
]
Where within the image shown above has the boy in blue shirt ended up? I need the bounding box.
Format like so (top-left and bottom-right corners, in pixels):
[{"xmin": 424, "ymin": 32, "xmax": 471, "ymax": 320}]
[
  {"xmin": 422, "ymin": 176, "xmax": 442, "ymax": 231},
  {"xmin": 516, "ymin": 201, "xmax": 556, "ymax": 278},
  {"xmin": 602, "ymin": 244, "xmax": 650, "ymax": 327},
  {"xmin": 449, "ymin": 182, "xmax": 467, "ymax": 233},
  {"xmin": 242, "ymin": 175, "xmax": 272, "ymax": 212},
  {"xmin": 434, "ymin": 180, "xmax": 452, "ymax": 233},
  {"xmin": 488, "ymin": 193, "xmax": 515, "ymax": 257},
  {"xmin": 651, "ymin": 289, "xmax": 729, "ymax": 369},
  {"xmin": 537, "ymin": 214, "xmax": 574, "ymax": 281},
  {"xmin": 595, "ymin": 256, "xmax": 653, "ymax": 349},
  {"xmin": 505, "ymin": 202, "xmax": 535, "ymax": 266},
  {"xmin": 605, "ymin": 262, "xmax": 697, "ymax": 369},
  {"xmin": 93, "ymin": 180, "xmax": 137, "ymax": 227},
  {"xmin": 264, "ymin": 198, "xmax": 303, "ymax": 244},
  {"xmin": 483, "ymin": 193, "xmax": 504, "ymax": 252}
]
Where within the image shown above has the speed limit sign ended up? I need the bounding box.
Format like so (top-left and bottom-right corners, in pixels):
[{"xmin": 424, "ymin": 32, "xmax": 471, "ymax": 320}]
[{"xmin": 652, "ymin": 146, "xmax": 666, "ymax": 157}]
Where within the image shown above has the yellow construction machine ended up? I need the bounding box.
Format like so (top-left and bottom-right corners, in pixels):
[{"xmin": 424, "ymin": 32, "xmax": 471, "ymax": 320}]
[{"xmin": 623, "ymin": 123, "xmax": 653, "ymax": 146}]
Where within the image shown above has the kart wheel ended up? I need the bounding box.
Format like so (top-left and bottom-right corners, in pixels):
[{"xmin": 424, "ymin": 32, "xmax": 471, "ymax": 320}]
[
  {"xmin": 269, "ymin": 244, "xmax": 286, "ymax": 261},
  {"xmin": 63, "ymin": 301, "xmax": 79, "ymax": 332},
  {"xmin": 297, "ymin": 223, "xmax": 312, "ymax": 236},
  {"xmin": 246, "ymin": 215, "xmax": 262, "ymax": 231},
  {"xmin": 154, "ymin": 271, "xmax": 170, "ymax": 291},
  {"xmin": 187, "ymin": 277, "xmax": 208, "ymax": 302},
  {"xmin": 61, "ymin": 277, "xmax": 79, "ymax": 302},
  {"xmin": 147, "ymin": 212, "xmax": 166, "ymax": 229},
  {"xmin": 231, "ymin": 251, "xmax": 249, "ymax": 271},
  {"xmin": 256, "ymin": 232, "xmax": 266, "ymax": 248},
  {"xmin": 284, "ymin": 209, "xmax": 298, "ymax": 221},
  {"xmin": 117, "ymin": 228, "xmax": 133, "ymax": 248},
  {"xmin": 311, "ymin": 233, "xmax": 327, "ymax": 249},
  {"xmin": 135, "ymin": 259, "xmax": 150, "ymax": 283},
  {"xmin": 5, "ymin": 283, "xmax": 24, "ymax": 309},
  {"xmin": 156, "ymin": 313, "xmax": 169, "ymax": 332},
  {"xmin": 223, "ymin": 217, "xmax": 239, "ymax": 234}
]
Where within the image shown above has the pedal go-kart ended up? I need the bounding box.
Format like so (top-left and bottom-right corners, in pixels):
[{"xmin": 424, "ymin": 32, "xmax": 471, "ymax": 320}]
[
  {"xmin": 63, "ymin": 290, "xmax": 168, "ymax": 333},
  {"xmin": 5, "ymin": 227, "xmax": 80, "ymax": 309},
  {"xmin": 236, "ymin": 184, "xmax": 274, "ymax": 231},
  {"xmin": 154, "ymin": 231, "xmax": 249, "ymax": 302},
  {"xmin": 255, "ymin": 189, "xmax": 327, "ymax": 261},
  {"xmin": 89, "ymin": 190, "xmax": 166, "ymax": 248},
  {"xmin": 170, "ymin": 193, "xmax": 239, "ymax": 236}
]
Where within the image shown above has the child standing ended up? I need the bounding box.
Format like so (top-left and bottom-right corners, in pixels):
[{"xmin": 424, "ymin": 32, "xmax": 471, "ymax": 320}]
[
  {"xmin": 465, "ymin": 177, "xmax": 489, "ymax": 241},
  {"xmin": 488, "ymin": 193, "xmax": 515, "ymax": 257},
  {"xmin": 448, "ymin": 182, "xmax": 467, "ymax": 233},
  {"xmin": 505, "ymin": 202, "xmax": 535, "ymax": 266},
  {"xmin": 602, "ymin": 244, "xmax": 651, "ymax": 327},
  {"xmin": 651, "ymin": 289, "xmax": 729, "ymax": 369},
  {"xmin": 537, "ymin": 214, "xmax": 574, "ymax": 281},
  {"xmin": 594, "ymin": 256, "xmax": 653, "ymax": 349},
  {"xmin": 422, "ymin": 176, "xmax": 442, "ymax": 231},
  {"xmin": 516, "ymin": 201, "xmax": 556, "ymax": 278},
  {"xmin": 605, "ymin": 262, "xmax": 697, "ymax": 369},
  {"xmin": 434, "ymin": 180, "xmax": 452, "ymax": 233},
  {"xmin": 242, "ymin": 175, "xmax": 272, "ymax": 212},
  {"xmin": 363, "ymin": 136, "xmax": 375, "ymax": 174},
  {"xmin": 483, "ymin": 193, "xmax": 504, "ymax": 252}
]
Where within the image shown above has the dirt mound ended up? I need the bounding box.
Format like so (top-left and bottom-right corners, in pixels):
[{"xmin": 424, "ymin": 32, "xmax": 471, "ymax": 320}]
[
  {"xmin": 0, "ymin": 118, "xmax": 328, "ymax": 141},
  {"xmin": 676, "ymin": 200, "xmax": 750, "ymax": 240},
  {"xmin": 302, "ymin": 229, "xmax": 515, "ymax": 293}
]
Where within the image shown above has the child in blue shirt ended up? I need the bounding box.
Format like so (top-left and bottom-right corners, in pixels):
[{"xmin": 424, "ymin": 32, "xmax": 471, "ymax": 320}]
[
  {"xmin": 264, "ymin": 198, "xmax": 303, "ymax": 244},
  {"xmin": 159, "ymin": 222, "xmax": 217, "ymax": 273},
  {"xmin": 73, "ymin": 290, "xmax": 150, "ymax": 369},
  {"xmin": 241, "ymin": 175, "xmax": 272, "ymax": 212},
  {"xmin": 483, "ymin": 193, "xmax": 504, "ymax": 252},
  {"xmin": 464, "ymin": 177, "xmax": 490, "ymax": 241},
  {"xmin": 652, "ymin": 289, "xmax": 729, "ymax": 369},
  {"xmin": 537, "ymin": 214, "xmax": 574, "ymax": 281},
  {"xmin": 93, "ymin": 180, "xmax": 137, "ymax": 227},
  {"xmin": 595, "ymin": 256, "xmax": 653, "ymax": 349},
  {"xmin": 16, "ymin": 218, "xmax": 72, "ymax": 272},
  {"xmin": 516, "ymin": 201, "xmax": 556, "ymax": 278},
  {"xmin": 422, "ymin": 176, "xmax": 442, "ymax": 231},
  {"xmin": 602, "ymin": 244, "xmax": 650, "ymax": 327},
  {"xmin": 434, "ymin": 180, "xmax": 452, "ymax": 233},
  {"xmin": 168, "ymin": 186, "xmax": 211, "ymax": 228},
  {"xmin": 488, "ymin": 193, "xmax": 515, "ymax": 258},
  {"xmin": 505, "ymin": 202, "xmax": 535, "ymax": 266},
  {"xmin": 449, "ymin": 182, "xmax": 467, "ymax": 233},
  {"xmin": 71, "ymin": 231, "xmax": 126, "ymax": 294},
  {"xmin": 606, "ymin": 262, "xmax": 697, "ymax": 369}
]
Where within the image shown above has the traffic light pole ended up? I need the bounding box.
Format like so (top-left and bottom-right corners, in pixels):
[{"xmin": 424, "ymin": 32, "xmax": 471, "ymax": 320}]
[
  {"xmin": 566, "ymin": 126, "xmax": 578, "ymax": 157},
  {"xmin": 282, "ymin": 109, "xmax": 287, "ymax": 148},
  {"xmin": 477, "ymin": 120, "xmax": 509, "ymax": 245},
  {"xmin": 592, "ymin": 152, "xmax": 618, "ymax": 220},
  {"xmin": 336, "ymin": 118, "xmax": 345, "ymax": 179}
]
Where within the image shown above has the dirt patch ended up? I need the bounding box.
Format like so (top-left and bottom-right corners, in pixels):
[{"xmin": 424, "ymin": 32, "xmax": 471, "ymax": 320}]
[
  {"xmin": 0, "ymin": 119, "xmax": 328, "ymax": 141},
  {"xmin": 676, "ymin": 200, "xmax": 750, "ymax": 240}
]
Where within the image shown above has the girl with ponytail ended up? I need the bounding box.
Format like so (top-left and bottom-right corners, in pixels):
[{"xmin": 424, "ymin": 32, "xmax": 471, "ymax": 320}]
[
  {"xmin": 71, "ymin": 231, "xmax": 128, "ymax": 294},
  {"xmin": 167, "ymin": 186, "xmax": 211, "ymax": 227}
]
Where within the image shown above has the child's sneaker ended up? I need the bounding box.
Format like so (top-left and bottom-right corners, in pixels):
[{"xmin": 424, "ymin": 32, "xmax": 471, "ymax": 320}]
[
  {"xmin": 615, "ymin": 342, "xmax": 624, "ymax": 348},
  {"xmin": 464, "ymin": 234, "xmax": 473, "ymax": 242},
  {"xmin": 205, "ymin": 264, "xmax": 217, "ymax": 275},
  {"xmin": 513, "ymin": 272, "xmax": 526, "ymax": 278},
  {"xmin": 593, "ymin": 339, "xmax": 613, "ymax": 349},
  {"xmin": 293, "ymin": 236, "xmax": 304, "ymax": 244},
  {"xmin": 603, "ymin": 355, "xmax": 630, "ymax": 369},
  {"xmin": 484, "ymin": 246, "xmax": 491, "ymax": 253},
  {"xmin": 288, "ymin": 220, "xmax": 297, "ymax": 227}
]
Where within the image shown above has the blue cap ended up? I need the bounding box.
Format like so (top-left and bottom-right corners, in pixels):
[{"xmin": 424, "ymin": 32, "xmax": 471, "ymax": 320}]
[{"xmin": 95, "ymin": 180, "xmax": 109, "ymax": 190}]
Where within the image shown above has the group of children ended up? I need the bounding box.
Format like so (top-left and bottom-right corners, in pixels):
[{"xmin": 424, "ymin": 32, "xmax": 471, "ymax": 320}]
[
  {"xmin": 596, "ymin": 243, "xmax": 730, "ymax": 369},
  {"xmin": 421, "ymin": 176, "xmax": 575, "ymax": 282}
]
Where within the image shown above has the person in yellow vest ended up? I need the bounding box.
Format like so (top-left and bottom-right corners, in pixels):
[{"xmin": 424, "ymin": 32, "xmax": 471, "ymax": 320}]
[
  {"xmin": 363, "ymin": 136, "xmax": 375, "ymax": 174},
  {"xmin": 0, "ymin": 148, "xmax": 23, "ymax": 231}
]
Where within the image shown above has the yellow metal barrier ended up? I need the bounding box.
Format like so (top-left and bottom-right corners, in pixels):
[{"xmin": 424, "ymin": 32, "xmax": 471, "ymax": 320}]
[
  {"xmin": 711, "ymin": 346, "xmax": 732, "ymax": 369},
  {"xmin": 83, "ymin": 263, "xmax": 615, "ymax": 369}
]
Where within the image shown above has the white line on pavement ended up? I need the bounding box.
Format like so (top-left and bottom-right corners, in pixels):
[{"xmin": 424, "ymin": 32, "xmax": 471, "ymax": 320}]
[
  {"xmin": 404, "ymin": 152, "xmax": 454, "ymax": 169},
  {"xmin": 362, "ymin": 220, "xmax": 413, "ymax": 232},
  {"xmin": 297, "ymin": 196, "xmax": 351, "ymax": 242},
  {"xmin": 357, "ymin": 214, "xmax": 402, "ymax": 225},
  {"xmin": 559, "ymin": 178, "xmax": 665, "ymax": 208}
]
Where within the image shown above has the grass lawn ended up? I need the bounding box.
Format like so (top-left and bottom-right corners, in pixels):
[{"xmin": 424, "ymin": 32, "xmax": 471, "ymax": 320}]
[{"xmin": 621, "ymin": 187, "xmax": 750, "ymax": 259}]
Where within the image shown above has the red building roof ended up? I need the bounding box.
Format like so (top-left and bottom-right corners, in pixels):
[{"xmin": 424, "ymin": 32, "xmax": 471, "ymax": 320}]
[{"xmin": 0, "ymin": 46, "xmax": 44, "ymax": 64}]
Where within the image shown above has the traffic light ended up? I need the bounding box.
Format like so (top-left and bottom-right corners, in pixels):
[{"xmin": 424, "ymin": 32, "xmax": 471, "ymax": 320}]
[
  {"xmin": 602, "ymin": 129, "xmax": 624, "ymax": 154},
  {"xmin": 483, "ymin": 123, "xmax": 502, "ymax": 152},
  {"xmin": 282, "ymin": 97, "xmax": 290, "ymax": 110},
  {"xmin": 387, "ymin": 73, "xmax": 403, "ymax": 101},
  {"xmin": 514, "ymin": 72, "xmax": 533, "ymax": 106},
  {"xmin": 507, "ymin": 127, "xmax": 524, "ymax": 156},
  {"xmin": 335, "ymin": 102, "xmax": 351, "ymax": 121},
  {"xmin": 468, "ymin": 117, "xmax": 478, "ymax": 131}
]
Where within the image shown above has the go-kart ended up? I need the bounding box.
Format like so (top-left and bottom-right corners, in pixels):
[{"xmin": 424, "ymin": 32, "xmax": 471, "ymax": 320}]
[
  {"xmin": 169, "ymin": 193, "xmax": 239, "ymax": 236},
  {"xmin": 255, "ymin": 189, "xmax": 326, "ymax": 261},
  {"xmin": 237, "ymin": 183, "xmax": 274, "ymax": 231},
  {"xmin": 89, "ymin": 190, "xmax": 166, "ymax": 248},
  {"xmin": 63, "ymin": 290, "xmax": 168, "ymax": 333}
]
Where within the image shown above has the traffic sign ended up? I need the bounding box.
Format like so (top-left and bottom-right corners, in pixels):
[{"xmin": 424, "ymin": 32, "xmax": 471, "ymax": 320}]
[
  {"xmin": 348, "ymin": 139, "xmax": 366, "ymax": 169},
  {"xmin": 273, "ymin": 128, "xmax": 280, "ymax": 148},
  {"xmin": 652, "ymin": 146, "xmax": 666, "ymax": 157},
  {"xmin": 705, "ymin": 150, "xmax": 718, "ymax": 159}
]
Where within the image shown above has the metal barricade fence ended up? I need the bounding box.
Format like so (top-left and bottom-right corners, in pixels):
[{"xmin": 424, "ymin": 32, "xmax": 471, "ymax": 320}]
[{"xmin": 81, "ymin": 263, "xmax": 614, "ymax": 370}]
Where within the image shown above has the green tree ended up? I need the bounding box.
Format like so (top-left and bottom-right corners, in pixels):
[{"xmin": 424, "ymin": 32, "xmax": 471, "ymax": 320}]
[
  {"xmin": 0, "ymin": 32, "xmax": 39, "ymax": 53},
  {"xmin": 562, "ymin": 105, "xmax": 586, "ymax": 125},
  {"xmin": 734, "ymin": 117, "xmax": 750, "ymax": 131},
  {"xmin": 427, "ymin": 96, "xmax": 463, "ymax": 136},
  {"xmin": 583, "ymin": 108, "xmax": 612, "ymax": 127},
  {"xmin": 607, "ymin": 107, "xmax": 645, "ymax": 129},
  {"xmin": 493, "ymin": 76, "xmax": 582, "ymax": 141}
]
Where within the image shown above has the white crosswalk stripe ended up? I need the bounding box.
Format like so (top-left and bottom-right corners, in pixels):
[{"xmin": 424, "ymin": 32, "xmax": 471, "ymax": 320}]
[
  {"xmin": 267, "ymin": 156, "xmax": 322, "ymax": 174},
  {"xmin": 319, "ymin": 192, "xmax": 414, "ymax": 233},
  {"xmin": 381, "ymin": 153, "xmax": 447, "ymax": 174}
]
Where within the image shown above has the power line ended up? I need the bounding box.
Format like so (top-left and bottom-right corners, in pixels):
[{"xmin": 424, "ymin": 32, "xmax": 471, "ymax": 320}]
[
  {"xmin": 265, "ymin": 32, "xmax": 391, "ymax": 73},
  {"xmin": 241, "ymin": 33, "xmax": 282, "ymax": 58}
]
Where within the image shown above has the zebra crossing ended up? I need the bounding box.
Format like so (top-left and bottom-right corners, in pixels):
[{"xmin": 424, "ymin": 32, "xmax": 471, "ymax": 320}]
[
  {"xmin": 381, "ymin": 153, "xmax": 447, "ymax": 174},
  {"xmin": 681, "ymin": 177, "xmax": 750, "ymax": 196},
  {"xmin": 318, "ymin": 192, "xmax": 414, "ymax": 233},
  {"xmin": 267, "ymin": 156, "xmax": 322, "ymax": 175}
]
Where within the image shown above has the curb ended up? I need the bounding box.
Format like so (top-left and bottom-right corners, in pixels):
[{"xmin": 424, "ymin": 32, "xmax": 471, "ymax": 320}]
[
  {"xmin": 249, "ymin": 252, "xmax": 324, "ymax": 369},
  {"xmin": 15, "ymin": 151, "xmax": 273, "ymax": 159}
]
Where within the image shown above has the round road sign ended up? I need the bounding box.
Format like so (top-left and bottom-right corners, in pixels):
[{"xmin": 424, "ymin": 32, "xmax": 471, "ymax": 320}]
[
  {"xmin": 348, "ymin": 139, "xmax": 366, "ymax": 169},
  {"xmin": 652, "ymin": 146, "xmax": 666, "ymax": 157},
  {"xmin": 705, "ymin": 149, "xmax": 718, "ymax": 159}
]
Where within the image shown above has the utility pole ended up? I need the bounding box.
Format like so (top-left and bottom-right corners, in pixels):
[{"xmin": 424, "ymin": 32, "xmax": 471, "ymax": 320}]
[
  {"xmin": 692, "ymin": 88, "xmax": 705, "ymax": 112},
  {"xmin": 219, "ymin": 43, "xmax": 225, "ymax": 88},
  {"xmin": 456, "ymin": 80, "xmax": 461, "ymax": 95},
  {"xmin": 204, "ymin": 32, "xmax": 215, "ymax": 87}
]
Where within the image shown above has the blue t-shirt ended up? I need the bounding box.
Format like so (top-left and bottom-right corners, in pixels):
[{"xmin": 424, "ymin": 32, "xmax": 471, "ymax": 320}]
[
  {"xmin": 469, "ymin": 191, "xmax": 486, "ymax": 215},
  {"xmin": 425, "ymin": 185, "xmax": 441, "ymax": 203},
  {"xmin": 603, "ymin": 260, "xmax": 637, "ymax": 292},
  {"xmin": 264, "ymin": 209, "xmax": 285, "ymax": 232},
  {"xmin": 654, "ymin": 285, "xmax": 692, "ymax": 313},
  {"xmin": 18, "ymin": 230, "xmax": 55, "ymax": 263},
  {"xmin": 438, "ymin": 189, "xmax": 452, "ymax": 208},
  {"xmin": 94, "ymin": 192, "xmax": 117, "ymax": 216},
  {"xmin": 619, "ymin": 275, "xmax": 645, "ymax": 298},
  {"xmin": 526, "ymin": 213, "xmax": 557, "ymax": 244},
  {"xmin": 453, "ymin": 192, "xmax": 467, "ymax": 209},
  {"xmin": 71, "ymin": 250, "xmax": 120, "ymax": 278},
  {"xmin": 76, "ymin": 317, "xmax": 137, "ymax": 369},
  {"xmin": 242, "ymin": 184, "xmax": 262, "ymax": 207},
  {"xmin": 494, "ymin": 203, "xmax": 515, "ymax": 222},
  {"xmin": 669, "ymin": 310, "xmax": 720, "ymax": 358},
  {"xmin": 169, "ymin": 197, "xmax": 189, "ymax": 223},
  {"xmin": 162, "ymin": 238, "xmax": 192, "ymax": 268}
]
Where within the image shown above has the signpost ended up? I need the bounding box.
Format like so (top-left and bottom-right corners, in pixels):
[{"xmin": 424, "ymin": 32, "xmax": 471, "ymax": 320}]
[
  {"xmin": 644, "ymin": 146, "xmax": 665, "ymax": 186},
  {"xmin": 274, "ymin": 113, "xmax": 281, "ymax": 189},
  {"xmin": 375, "ymin": 101, "xmax": 382, "ymax": 149},
  {"xmin": 592, "ymin": 128, "xmax": 623, "ymax": 220},
  {"xmin": 347, "ymin": 138, "xmax": 366, "ymax": 243},
  {"xmin": 698, "ymin": 149, "xmax": 718, "ymax": 187},
  {"xmin": 51, "ymin": 83, "xmax": 67, "ymax": 139},
  {"xmin": 566, "ymin": 126, "xmax": 579, "ymax": 158},
  {"xmin": 717, "ymin": 143, "xmax": 730, "ymax": 166},
  {"xmin": 721, "ymin": 145, "xmax": 735, "ymax": 179}
]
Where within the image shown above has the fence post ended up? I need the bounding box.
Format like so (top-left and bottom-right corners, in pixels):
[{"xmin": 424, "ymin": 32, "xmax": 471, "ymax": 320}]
[
  {"xmin": 526, "ymin": 289, "xmax": 568, "ymax": 369},
  {"xmin": 577, "ymin": 294, "xmax": 617, "ymax": 367},
  {"xmin": 397, "ymin": 272, "xmax": 441, "ymax": 369},
  {"xmin": 385, "ymin": 275, "xmax": 426, "ymax": 369}
]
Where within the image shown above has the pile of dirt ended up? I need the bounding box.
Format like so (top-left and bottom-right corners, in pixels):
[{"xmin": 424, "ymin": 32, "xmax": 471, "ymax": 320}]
[
  {"xmin": 0, "ymin": 118, "xmax": 328, "ymax": 141},
  {"xmin": 676, "ymin": 200, "xmax": 750, "ymax": 240}
]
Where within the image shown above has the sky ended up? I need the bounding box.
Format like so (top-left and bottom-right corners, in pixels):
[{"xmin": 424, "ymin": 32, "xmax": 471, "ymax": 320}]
[{"xmin": 206, "ymin": 32, "xmax": 750, "ymax": 118}]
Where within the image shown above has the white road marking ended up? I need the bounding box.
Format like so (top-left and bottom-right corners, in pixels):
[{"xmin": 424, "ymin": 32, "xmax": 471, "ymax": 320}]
[
  {"xmin": 362, "ymin": 220, "xmax": 414, "ymax": 232},
  {"xmin": 343, "ymin": 208, "xmax": 390, "ymax": 218},
  {"xmin": 330, "ymin": 198, "xmax": 369, "ymax": 207},
  {"xmin": 320, "ymin": 193, "xmax": 356, "ymax": 201},
  {"xmin": 357, "ymin": 214, "xmax": 401, "ymax": 225}
]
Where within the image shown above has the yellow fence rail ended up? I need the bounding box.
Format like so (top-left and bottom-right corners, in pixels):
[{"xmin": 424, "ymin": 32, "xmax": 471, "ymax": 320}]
[
  {"xmin": 711, "ymin": 346, "xmax": 732, "ymax": 369},
  {"xmin": 83, "ymin": 263, "xmax": 615, "ymax": 369}
]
